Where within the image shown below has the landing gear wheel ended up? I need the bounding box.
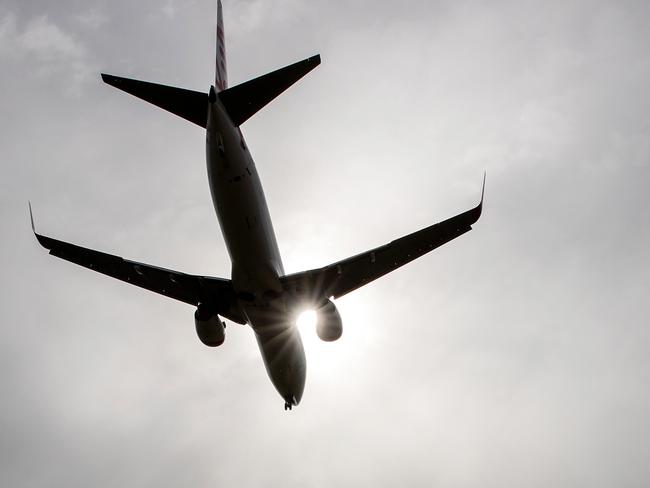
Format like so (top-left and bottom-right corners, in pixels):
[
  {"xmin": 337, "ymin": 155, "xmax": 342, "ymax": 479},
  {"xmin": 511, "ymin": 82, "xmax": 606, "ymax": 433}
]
[{"xmin": 284, "ymin": 401, "xmax": 292, "ymax": 411}]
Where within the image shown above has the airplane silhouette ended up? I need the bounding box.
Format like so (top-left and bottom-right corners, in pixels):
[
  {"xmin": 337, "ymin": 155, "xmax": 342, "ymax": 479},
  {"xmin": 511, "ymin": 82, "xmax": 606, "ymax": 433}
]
[{"xmin": 31, "ymin": 0, "xmax": 483, "ymax": 410}]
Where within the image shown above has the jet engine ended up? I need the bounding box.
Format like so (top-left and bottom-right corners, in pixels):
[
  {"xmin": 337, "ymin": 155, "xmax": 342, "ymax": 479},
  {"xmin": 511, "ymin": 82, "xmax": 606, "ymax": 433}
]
[
  {"xmin": 316, "ymin": 299, "xmax": 343, "ymax": 342},
  {"xmin": 194, "ymin": 304, "xmax": 225, "ymax": 347}
]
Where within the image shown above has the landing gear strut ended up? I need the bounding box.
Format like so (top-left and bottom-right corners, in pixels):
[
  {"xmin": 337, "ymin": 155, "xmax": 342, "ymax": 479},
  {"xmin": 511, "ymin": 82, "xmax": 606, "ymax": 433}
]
[{"xmin": 284, "ymin": 401, "xmax": 292, "ymax": 411}]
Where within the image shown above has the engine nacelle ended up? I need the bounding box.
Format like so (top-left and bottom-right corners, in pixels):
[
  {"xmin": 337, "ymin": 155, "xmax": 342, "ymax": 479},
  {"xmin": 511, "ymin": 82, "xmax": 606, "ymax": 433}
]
[
  {"xmin": 194, "ymin": 304, "xmax": 225, "ymax": 347},
  {"xmin": 316, "ymin": 299, "xmax": 343, "ymax": 342}
]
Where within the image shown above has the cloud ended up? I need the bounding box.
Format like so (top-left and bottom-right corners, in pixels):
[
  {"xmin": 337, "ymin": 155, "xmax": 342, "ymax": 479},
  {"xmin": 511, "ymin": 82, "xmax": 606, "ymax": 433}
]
[
  {"xmin": 230, "ymin": 0, "xmax": 309, "ymax": 33},
  {"xmin": 20, "ymin": 16, "xmax": 84, "ymax": 59},
  {"xmin": 162, "ymin": 0, "xmax": 176, "ymax": 19},
  {"xmin": 0, "ymin": 13, "xmax": 96, "ymax": 93},
  {"xmin": 1, "ymin": 1, "xmax": 649, "ymax": 487},
  {"xmin": 74, "ymin": 10, "xmax": 109, "ymax": 30}
]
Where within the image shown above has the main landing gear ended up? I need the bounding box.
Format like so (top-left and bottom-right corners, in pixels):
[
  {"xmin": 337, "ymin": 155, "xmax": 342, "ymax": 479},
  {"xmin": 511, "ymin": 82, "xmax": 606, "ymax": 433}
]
[{"xmin": 284, "ymin": 401, "xmax": 292, "ymax": 411}]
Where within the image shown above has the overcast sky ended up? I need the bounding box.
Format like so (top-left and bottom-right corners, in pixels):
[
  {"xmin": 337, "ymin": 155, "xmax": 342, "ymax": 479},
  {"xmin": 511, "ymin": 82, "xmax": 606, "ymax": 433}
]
[{"xmin": 1, "ymin": 0, "xmax": 649, "ymax": 486}]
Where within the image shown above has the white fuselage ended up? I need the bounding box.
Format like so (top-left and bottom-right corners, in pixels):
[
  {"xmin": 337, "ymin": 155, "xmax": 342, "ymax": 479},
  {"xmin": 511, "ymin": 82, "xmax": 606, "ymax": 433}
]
[{"xmin": 206, "ymin": 93, "xmax": 306, "ymax": 406}]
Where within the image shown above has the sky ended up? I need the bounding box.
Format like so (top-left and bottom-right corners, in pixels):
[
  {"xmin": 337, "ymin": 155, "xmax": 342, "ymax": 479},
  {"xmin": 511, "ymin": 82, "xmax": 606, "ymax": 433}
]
[{"xmin": 1, "ymin": 0, "xmax": 649, "ymax": 486}]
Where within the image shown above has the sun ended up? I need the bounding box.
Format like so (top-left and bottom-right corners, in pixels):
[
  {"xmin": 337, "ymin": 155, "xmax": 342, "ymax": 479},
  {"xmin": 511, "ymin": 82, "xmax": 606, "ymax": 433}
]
[
  {"xmin": 295, "ymin": 308, "xmax": 341, "ymax": 377},
  {"xmin": 286, "ymin": 243, "xmax": 380, "ymax": 380},
  {"xmin": 296, "ymin": 309, "xmax": 318, "ymax": 330},
  {"xmin": 293, "ymin": 298, "xmax": 377, "ymax": 383}
]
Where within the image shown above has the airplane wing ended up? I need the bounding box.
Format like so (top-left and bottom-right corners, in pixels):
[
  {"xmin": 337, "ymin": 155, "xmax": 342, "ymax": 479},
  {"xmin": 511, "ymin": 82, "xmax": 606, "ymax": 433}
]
[
  {"xmin": 280, "ymin": 177, "xmax": 485, "ymax": 303},
  {"xmin": 29, "ymin": 205, "xmax": 245, "ymax": 324}
]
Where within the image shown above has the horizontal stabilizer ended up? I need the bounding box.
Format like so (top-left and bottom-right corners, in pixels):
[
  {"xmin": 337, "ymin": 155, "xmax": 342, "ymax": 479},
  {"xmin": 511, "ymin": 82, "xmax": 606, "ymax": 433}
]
[
  {"xmin": 218, "ymin": 54, "xmax": 320, "ymax": 126},
  {"xmin": 102, "ymin": 74, "xmax": 208, "ymax": 128}
]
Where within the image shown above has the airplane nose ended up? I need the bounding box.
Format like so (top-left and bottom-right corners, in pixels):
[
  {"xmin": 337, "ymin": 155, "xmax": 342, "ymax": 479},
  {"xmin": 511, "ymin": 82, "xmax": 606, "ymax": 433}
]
[
  {"xmin": 281, "ymin": 378, "xmax": 303, "ymax": 407},
  {"xmin": 280, "ymin": 369, "xmax": 304, "ymax": 409},
  {"xmin": 284, "ymin": 393, "xmax": 303, "ymax": 410}
]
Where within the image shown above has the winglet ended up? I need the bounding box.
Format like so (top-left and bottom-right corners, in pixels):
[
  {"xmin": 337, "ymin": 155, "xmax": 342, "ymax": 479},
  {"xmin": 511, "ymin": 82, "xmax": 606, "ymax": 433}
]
[
  {"xmin": 28, "ymin": 202, "xmax": 52, "ymax": 249},
  {"xmin": 475, "ymin": 171, "xmax": 486, "ymax": 220},
  {"xmin": 463, "ymin": 172, "xmax": 485, "ymax": 225},
  {"xmin": 480, "ymin": 171, "xmax": 486, "ymax": 205},
  {"xmin": 28, "ymin": 201, "xmax": 35, "ymax": 233}
]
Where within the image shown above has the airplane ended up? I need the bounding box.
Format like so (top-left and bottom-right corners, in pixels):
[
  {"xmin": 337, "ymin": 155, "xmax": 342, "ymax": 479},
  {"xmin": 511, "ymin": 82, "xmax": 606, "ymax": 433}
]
[{"xmin": 30, "ymin": 0, "xmax": 484, "ymax": 411}]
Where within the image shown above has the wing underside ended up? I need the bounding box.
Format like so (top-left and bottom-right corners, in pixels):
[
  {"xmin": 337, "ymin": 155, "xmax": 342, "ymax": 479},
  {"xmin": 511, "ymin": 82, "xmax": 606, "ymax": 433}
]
[
  {"xmin": 281, "ymin": 177, "xmax": 485, "ymax": 303},
  {"xmin": 29, "ymin": 205, "xmax": 245, "ymax": 324},
  {"xmin": 30, "ymin": 176, "xmax": 483, "ymax": 321}
]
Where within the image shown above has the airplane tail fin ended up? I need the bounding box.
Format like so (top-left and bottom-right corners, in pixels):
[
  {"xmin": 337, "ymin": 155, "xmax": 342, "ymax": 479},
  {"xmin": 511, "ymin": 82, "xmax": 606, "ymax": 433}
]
[
  {"xmin": 214, "ymin": 1, "xmax": 319, "ymax": 125},
  {"xmin": 100, "ymin": 2, "xmax": 319, "ymax": 129},
  {"xmin": 99, "ymin": 0, "xmax": 226, "ymax": 128},
  {"xmin": 215, "ymin": 0, "xmax": 228, "ymax": 91}
]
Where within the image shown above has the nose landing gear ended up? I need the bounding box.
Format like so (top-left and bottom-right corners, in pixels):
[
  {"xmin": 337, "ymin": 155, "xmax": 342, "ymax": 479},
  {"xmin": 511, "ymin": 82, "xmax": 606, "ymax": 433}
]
[{"xmin": 284, "ymin": 401, "xmax": 292, "ymax": 411}]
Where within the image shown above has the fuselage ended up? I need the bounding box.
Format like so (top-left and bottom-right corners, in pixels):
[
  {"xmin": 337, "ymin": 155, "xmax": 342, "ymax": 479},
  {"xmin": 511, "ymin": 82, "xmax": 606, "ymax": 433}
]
[{"xmin": 205, "ymin": 90, "xmax": 306, "ymax": 406}]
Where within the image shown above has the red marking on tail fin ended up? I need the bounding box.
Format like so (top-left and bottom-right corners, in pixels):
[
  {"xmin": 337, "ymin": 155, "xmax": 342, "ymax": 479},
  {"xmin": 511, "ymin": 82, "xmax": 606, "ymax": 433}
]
[{"xmin": 215, "ymin": 0, "xmax": 227, "ymax": 91}]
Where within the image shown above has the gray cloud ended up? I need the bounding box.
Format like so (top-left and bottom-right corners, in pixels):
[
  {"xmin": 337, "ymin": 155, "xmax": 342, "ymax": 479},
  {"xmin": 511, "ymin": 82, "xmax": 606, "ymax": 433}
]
[{"xmin": 1, "ymin": 0, "xmax": 648, "ymax": 487}]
